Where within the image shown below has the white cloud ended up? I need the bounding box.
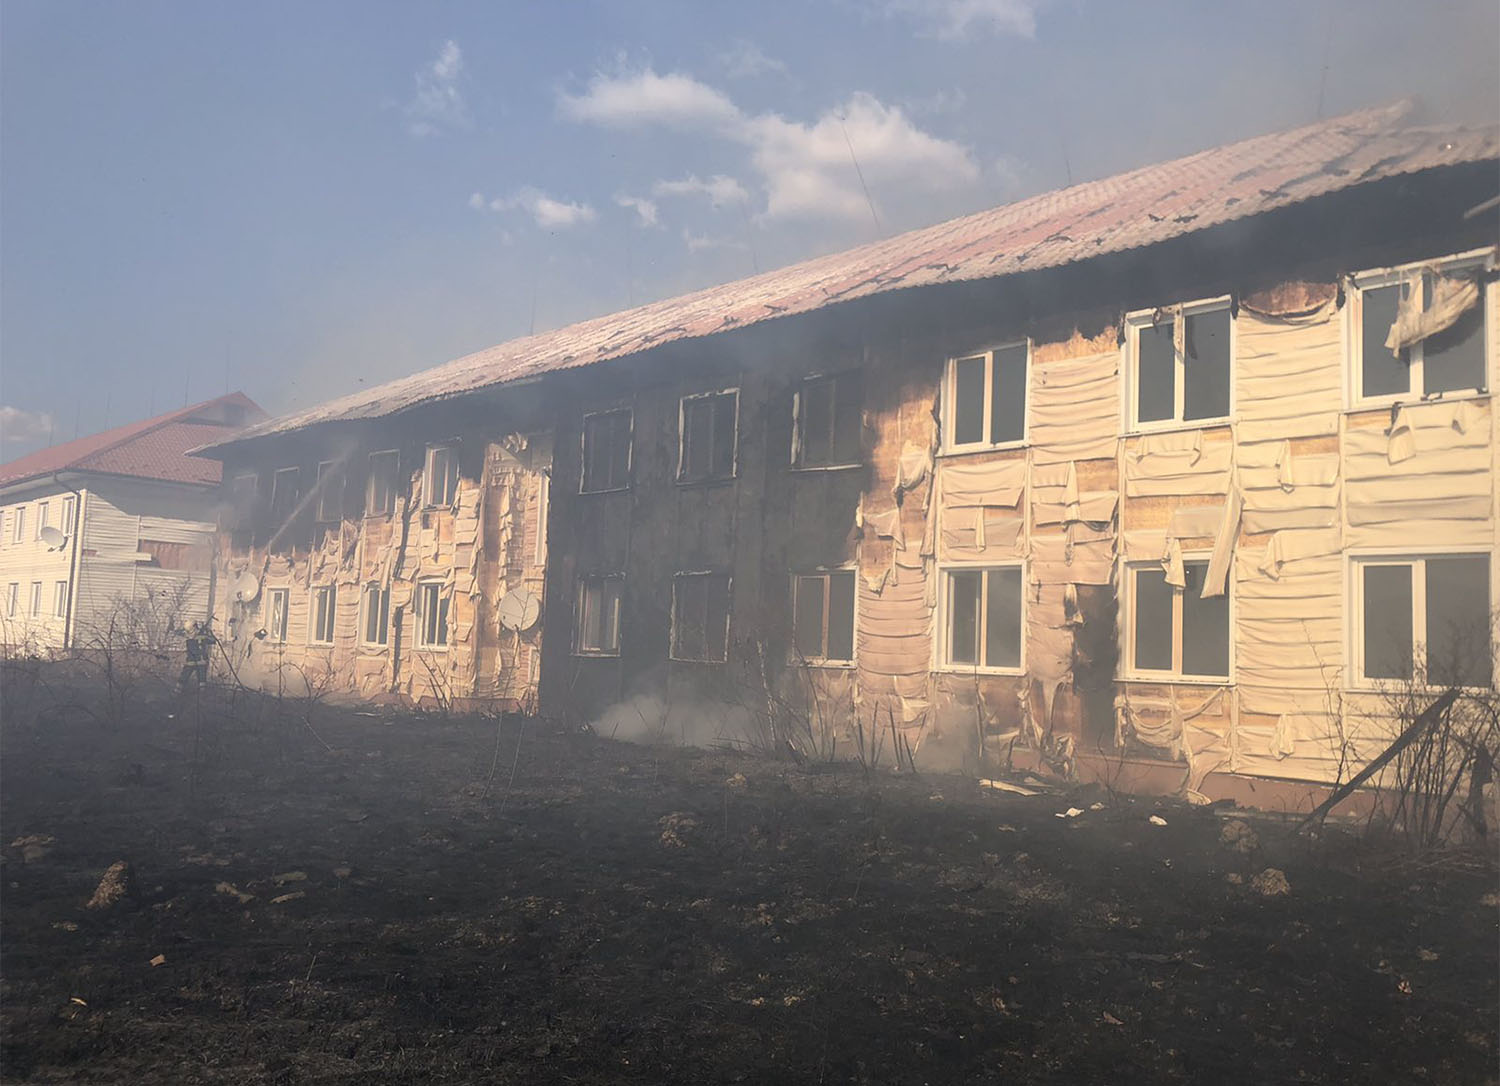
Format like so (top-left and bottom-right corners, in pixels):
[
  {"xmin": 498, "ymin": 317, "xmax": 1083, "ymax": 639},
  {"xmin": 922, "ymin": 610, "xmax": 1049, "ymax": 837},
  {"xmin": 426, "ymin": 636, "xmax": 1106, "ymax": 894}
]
[
  {"xmin": 682, "ymin": 229, "xmax": 749, "ymax": 253},
  {"xmin": 559, "ymin": 68, "xmax": 742, "ymax": 133},
  {"xmin": 467, "ymin": 192, "xmax": 486, "ymax": 210},
  {"xmin": 881, "ymin": 0, "xmax": 1042, "ymax": 38},
  {"xmin": 717, "ymin": 40, "xmax": 789, "ymax": 80},
  {"xmin": 562, "ymin": 68, "xmax": 980, "ymax": 225},
  {"xmin": 484, "ymin": 187, "xmax": 598, "ymax": 229},
  {"xmin": 1, "ymin": 405, "xmax": 54, "ymax": 445},
  {"xmin": 405, "ymin": 40, "xmax": 469, "ymax": 136},
  {"xmin": 614, "ymin": 194, "xmax": 660, "ymax": 227},
  {"xmin": 652, "ymin": 174, "xmax": 751, "ymax": 208}
]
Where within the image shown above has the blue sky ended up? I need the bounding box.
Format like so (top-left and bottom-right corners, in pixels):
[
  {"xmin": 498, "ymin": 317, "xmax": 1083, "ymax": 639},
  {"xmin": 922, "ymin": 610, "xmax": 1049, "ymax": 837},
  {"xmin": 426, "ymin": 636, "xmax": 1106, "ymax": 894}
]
[{"xmin": 2, "ymin": 0, "xmax": 1496, "ymax": 455}]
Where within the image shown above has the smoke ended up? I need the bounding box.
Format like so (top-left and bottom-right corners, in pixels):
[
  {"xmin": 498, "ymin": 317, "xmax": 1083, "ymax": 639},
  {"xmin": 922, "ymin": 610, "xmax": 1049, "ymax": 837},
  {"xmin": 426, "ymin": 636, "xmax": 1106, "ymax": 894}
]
[{"xmin": 591, "ymin": 692, "xmax": 757, "ymax": 749}]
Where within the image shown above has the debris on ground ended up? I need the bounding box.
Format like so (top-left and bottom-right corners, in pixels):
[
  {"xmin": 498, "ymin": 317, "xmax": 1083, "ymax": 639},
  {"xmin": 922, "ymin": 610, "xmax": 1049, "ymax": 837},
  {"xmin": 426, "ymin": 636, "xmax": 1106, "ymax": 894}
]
[
  {"xmin": 272, "ymin": 870, "xmax": 308, "ymax": 886},
  {"xmin": 658, "ymin": 812, "xmax": 698, "ymax": 848},
  {"xmin": 333, "ymin": 865, "xmax": 353, "ymax": 879},
  {"xmin": 1219, "ymin": 820, "xmax": 1260, "ymax": 853},
  {"xmin": 149, "ymin": 954, "xmax": 166, "ymax": 967},
  {"xmin": 1148, "ymin": 815, "xmax": 1168, "ymax": 827},
  {"xmin": 215, "ymin": 881, "xmax": 255, "ymax": 905},
  {"xmin": 1251, "ymin": 868, "xmax": 1292, "ymax": 897},
  {"xmin": 1056, "ymin": 807, "xmax": 1084, "ymax": 819},
  {"xmin": 11, "ymin": 834, "xmax": 55, "ymax": 863},
  {"xmin": 270, "ymin": 891, "xmax": 306, "ymax": 905},
  {"xmin": 84, "ymin": 861, "xmax": 134, "ymax": 910},
  {"xmin": 725, "ymin": 773, "xmax": 748, "ymax": 791},
  {"xmin": 979, "ymin": 779, "xmax": 1038, "ymax": 796}
]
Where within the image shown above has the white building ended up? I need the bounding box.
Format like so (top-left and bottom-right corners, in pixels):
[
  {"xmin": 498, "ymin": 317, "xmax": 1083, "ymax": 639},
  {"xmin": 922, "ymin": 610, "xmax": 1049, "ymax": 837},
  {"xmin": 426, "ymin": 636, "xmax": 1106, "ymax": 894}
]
[{"xmin": 0, "ymin": 393, "xmax": 264, "ymax": 654}]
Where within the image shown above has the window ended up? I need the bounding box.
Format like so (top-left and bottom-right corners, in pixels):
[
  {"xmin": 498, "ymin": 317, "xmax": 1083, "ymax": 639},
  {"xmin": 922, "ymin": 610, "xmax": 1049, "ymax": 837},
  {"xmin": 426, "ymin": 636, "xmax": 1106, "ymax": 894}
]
[
  {"xmin": 671, "ymin": 573, "xmax": 731, "ymax": 663},
  {"xmin": 310, "ymin": 586, "xmax": 337, "ymax": 645},
  {"xmin": 1127, "ymin": 560, "xmax": 1230, "ymax": 679},
  {"xmin": 1352, "ymin": 253, "xmax": 1491, "ymax": 403},
  {"xmin": 1127, "ymin": 300, "xmax": 1232, "ymax": 428},
  {"xmin": 791, "ymin": 570, "xmax": 856, "ymax": 664},
  {"xmin": 266, "ymin": 588, "xmax": 289, "ymax": 643},
  {"xmin": 793, "ymin": 371, "xmax": 862, "ymax": 468},
  {"xmin": 581, "ymin": 410, "xmax": 632, "ymax": 493},
  {"xmin": 35, "ymin": 501, "xmax": 49, "ymax": 539},
  {"xmin": 574, "ymin": 575, "xmax": 622, "ymax": 655},
  {"xmin": 425, "ymin": 444, "xmax": 459, "ymax": 507},
  {"xmin": 316, "ymin": 460, "xmax": 344, "ymax": 522},
  {"xmin": 679, "ymin": 390, "xmax": 738, "ymax": 483},
  {"xmin": 1355, "ymin": 555, "xmax": 1492, "ymax": 688},
  {"xmin": 942, "ymin": 565, "xmax": 1024, "ymax": 670},
  {"xmin": 60, "ymin": 496, "xmax": 76, "ymax": 535},
  {"xmin": 365, "ymin": 450, "xmax": 399, "ymax": 516},
  {"xmin": 270, "ymin": 467, "xmax": 301, "ymax": 524},
  {"xmin": 29, "ymin": 582, "xmax": 42, "ymax": 617},
  {"xmin": 415, "ymin": 581, "xmax": 450, "ymax": 648},
  {"xmin": 534, "ymin": 473, "xmax": 550, "ymax": 566},
  {"xmin": 53, "ymin": 581, "xmax": 68, "ymax": 619},
  {"xmin": 362, "ymin": 583, "xmax": 390, "ymax": 646},
  {"xmin": 13, "ymin": 506, "xmax": 25, "ymax": 544},
  {"xmin": 6, "ymin": 583, "xmax": 17, "ymax": 618},
  {"xmin": 946, "ymin": 343, "xmax": 1028, "ymax": 450}
]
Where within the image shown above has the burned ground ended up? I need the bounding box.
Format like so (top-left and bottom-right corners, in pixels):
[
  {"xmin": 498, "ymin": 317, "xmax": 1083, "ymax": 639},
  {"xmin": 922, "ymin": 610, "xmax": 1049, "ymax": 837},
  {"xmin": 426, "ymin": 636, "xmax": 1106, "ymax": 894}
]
[{"xmin": 1, "ymin": 675, "xmax": 1496, "ymax": 1084}]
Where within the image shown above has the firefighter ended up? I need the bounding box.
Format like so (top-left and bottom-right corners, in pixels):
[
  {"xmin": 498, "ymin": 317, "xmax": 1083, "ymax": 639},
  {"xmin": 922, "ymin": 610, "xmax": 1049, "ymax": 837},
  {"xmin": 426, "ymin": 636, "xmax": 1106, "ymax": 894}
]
[{"xmin": 177, "ymin": 621, "xmax": 215, "ymax": 691}]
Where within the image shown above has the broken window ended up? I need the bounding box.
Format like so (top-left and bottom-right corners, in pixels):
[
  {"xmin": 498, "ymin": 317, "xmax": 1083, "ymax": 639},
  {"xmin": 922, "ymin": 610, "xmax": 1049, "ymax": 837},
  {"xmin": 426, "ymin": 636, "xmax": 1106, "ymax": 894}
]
[
  {"xmin": 794, "ymin": 371, "xmax": 862, "ymax": 468},
  {"xmin": 1129, "ymin": 301, "xmax": 1232, "ymax": 428},
  {"xmin": 365, "ymin": 450, "xmax": 399, "ymax": 517},
  {"xmin": 574, "ymin": 575, "xmax": 622, "ymax": 656},
  {"xmin": 53, "ymin": 581, "xmax": 67, "ymax": 619},
  {"xmin": 1129, "ymin": 559, "xmax": 1229, "ymax": 679},
  {"xmin": 1354, "ymin": 254, "xmax": 1490, "ymax": 402},
  {"xmin": 310, "ymin": 585, "xmax": 337, "ymax": 645},
  {"xmin": 581, "ymin": 409, "xmax": 632, "ymax": 493},
  {"xmin": 416, "ymin": 581, "xmax": 449, "ymax": 648},
  {"xmin": 791, "ymin": 569, "xmax": 856, "ymax": 663},
  {"xmin": 266, "ymin": 588, "xmax": 289, "ymax": 643},
  {"xmin": 947, "ymin": 343, "xmax": 1029, "ymax": 449},
  {"xmin": 227, "ymin": 473, "xmax": 259, "ymax": 530},
  {"xmin": 679, "ymin": 389, "xmax": 738, "ymax": 483},
  {"xmin": 270, "ymin": 467, "xmax": 301, "ymax": 525},
  {"xmin": 1357, "ymin": 555, "xmax": 1492, "ymax": 688},
  {"xmin": 362, "ymin": 583, "xmax": 390, "ymax": 646},
  {"xmin": 943, "ymin": 565, "xmax": 1023, "ymax": 670},
  {"xmin": 424, "ymin": 444, "xmax": 459, "ymax": 508},
  {"xmin": 672, "ymin": 573, "xmax": 731, "ymax": 663},
  {"xmin": 316, "ymin": 460, "xmax": 344, "ymax": 523}
]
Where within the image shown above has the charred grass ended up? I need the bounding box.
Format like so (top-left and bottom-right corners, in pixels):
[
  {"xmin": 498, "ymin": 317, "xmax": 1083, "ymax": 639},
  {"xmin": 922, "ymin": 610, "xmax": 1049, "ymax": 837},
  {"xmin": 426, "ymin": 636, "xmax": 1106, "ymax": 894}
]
[{"xmin": 1, "ymin": 678, "xmax": 1496, "ymax": 1084}]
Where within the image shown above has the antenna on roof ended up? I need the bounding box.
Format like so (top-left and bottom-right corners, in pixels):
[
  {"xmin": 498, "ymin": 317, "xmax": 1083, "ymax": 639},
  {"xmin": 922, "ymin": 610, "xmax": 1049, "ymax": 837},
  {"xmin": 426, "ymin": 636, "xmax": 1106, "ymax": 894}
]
[
  {"xmin": 1314, "ymin": 0, "xmax": 1335, "ymax": 119},
  {"xmin": 838, "ymin": 113, "xmax": 882, "ymax": 237}
]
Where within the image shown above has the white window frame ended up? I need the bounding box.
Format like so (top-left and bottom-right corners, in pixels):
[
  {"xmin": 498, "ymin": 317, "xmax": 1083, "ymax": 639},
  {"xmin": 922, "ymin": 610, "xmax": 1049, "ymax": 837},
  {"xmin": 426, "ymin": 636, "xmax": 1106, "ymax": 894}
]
[
  {"xmin": 415, "ymin": 580, "xmax": 450, "ymax": 649},
  {"xmin": 789, "ymin": 566, "xmax": 858, "ymax": 667},
  {"xmin": 934, "ymin": 562, "xmax": 1027, "ymax": 675},
  {"xmin": 361, "ymin": 582, "xmax": 390, "ymax": 647},
  {"xmin": 1347, "ymin": 550, "xmax": 1497, "ymax": 692},
  {"xmin": 35, "ymin": 501, "xmax": 49, "ymax": 539},
  {"xmin": 790, "ymin": 370, "xmax": 863, "ymax": 471},
  {"xmin": 424, "ymin": 444, "xmax": 459, "ymax": 508},
  {"xmin": 670, "ymin": 571, "xmax": 733, "ymax": 664},
  {"xmin": 60, "ymin": 495, "xmax": 76, "ymax": 536},
  {"xmin": 534, "ymin": 472, "xmax": 550, "ymax": 566},
  {"xmin": 1346, "ymin": 248, "xmax": 1495, "ymax": 408},
  {"xmin": 677, "ymin": 387, "xmax": 740, "ymax": 484},
  {"xmin": 53, "ymin": 581, "xmax": 68, "ymax": 619},
  {"xmin": 309, "ymin": 585, "xmax": 337, "ymax": 646},
  {"xmin": 12, "ymin": 506, "xmax": 25, "ymax": 544},
  {"xmin": 1121, "ymin": 555, "xmax": 1234, "ymax": 683},
  {"xmin": 315, "ymin": 460, "xmax": 344, "ymax": 523},
  {"xmin": 1123, "ymin": 296, "xmax": 1235, "ymax": 433},
  {"xmin": 365, "ymin": 449, "xmax": 400, "ymax": 517},
  {"xmin": 942, "ymin": 340, "xmax": 1031, "ymax": 454},
  {"xmin": 28, "ymin": 581, "xmax": 42, "ymax": 617},
  {"xmin": 265, "ymin": 588, "xmax": 290, "ymax": 643},
  {"xmin": 579, "ymin": 408, "xmax": 633, "ymax": 494},
  {"xmin": 6, "ymin": 582, "xmax": 18, "ymax": 617},
  {"xmin": 573, "ymin": 574, "xmax": 623, "ymax": 657}
]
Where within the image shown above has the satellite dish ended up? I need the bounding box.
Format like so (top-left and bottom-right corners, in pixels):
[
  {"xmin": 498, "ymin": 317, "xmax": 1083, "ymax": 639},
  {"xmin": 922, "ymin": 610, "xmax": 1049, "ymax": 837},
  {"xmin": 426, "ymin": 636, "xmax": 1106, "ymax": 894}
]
[
  {"xmin": 498, "ymin": 586, "xmax": 541, "ymax": 631},
  {"xmin": 233, "ymin": 572, "xmax": 261, "ymax": 603},
  {"xmin": 38, "ymin": 525, "xmax": 65, "ymax": 548}
]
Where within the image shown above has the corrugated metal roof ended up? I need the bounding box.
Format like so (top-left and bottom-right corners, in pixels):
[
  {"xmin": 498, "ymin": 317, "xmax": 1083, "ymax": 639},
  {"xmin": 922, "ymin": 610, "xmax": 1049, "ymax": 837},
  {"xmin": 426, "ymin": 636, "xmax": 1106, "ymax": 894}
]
[
  {"xmin": 214, "ymin": 103, "xmax": 1498, "ymax": 450},
  {"xmin": 0, "ymin": 393, "xmax": 265, "ymax": 489}
]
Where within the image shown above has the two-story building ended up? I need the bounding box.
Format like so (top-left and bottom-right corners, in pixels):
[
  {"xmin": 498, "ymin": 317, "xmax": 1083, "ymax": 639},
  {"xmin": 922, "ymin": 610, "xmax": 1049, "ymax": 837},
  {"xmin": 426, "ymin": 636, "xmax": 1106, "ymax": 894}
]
[
  {"xmin": 199, "ymin": 103, "xmax": 1499, "ymax": 801},
  {"xmin": 0, "ymin": 393, "xmax": 264, "ymax": 655}
]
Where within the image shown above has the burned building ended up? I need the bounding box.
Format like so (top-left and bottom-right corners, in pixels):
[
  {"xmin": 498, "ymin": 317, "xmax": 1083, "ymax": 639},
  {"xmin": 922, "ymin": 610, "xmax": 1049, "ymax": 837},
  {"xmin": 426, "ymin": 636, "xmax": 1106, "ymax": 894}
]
[{"xmin": 199, "ymin": 104, "xmax": 1499, "ymax": 799}]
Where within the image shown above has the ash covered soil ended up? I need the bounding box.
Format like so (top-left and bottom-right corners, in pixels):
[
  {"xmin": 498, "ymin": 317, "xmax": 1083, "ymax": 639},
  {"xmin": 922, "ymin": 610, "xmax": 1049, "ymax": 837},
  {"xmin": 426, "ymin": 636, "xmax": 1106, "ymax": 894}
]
[{"xmin": 2, "ymin": 683, "xmax": 1496, "ymax": 1084}]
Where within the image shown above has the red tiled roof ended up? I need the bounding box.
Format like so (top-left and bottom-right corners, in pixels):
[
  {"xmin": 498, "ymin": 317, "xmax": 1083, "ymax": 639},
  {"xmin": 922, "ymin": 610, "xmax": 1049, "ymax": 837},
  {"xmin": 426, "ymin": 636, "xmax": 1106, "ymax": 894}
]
[
  {"xmin": 0, "ymin": 393, "xmax": 265, "ymax": 489},
  {"xmin": 208, "ymin": 103, "xmax": 1498, "ymax": 450}
]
